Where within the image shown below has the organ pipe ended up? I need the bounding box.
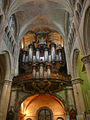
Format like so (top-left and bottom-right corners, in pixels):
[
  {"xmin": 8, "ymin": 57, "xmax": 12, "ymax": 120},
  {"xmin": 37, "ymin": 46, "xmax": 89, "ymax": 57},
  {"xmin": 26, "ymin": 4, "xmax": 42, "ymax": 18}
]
[
  {"xmin": 29, "ymin": 44, "xmax": 33, "ymax": 62},
  {"xmin": 44, "ymin": 67, "xmax": 47, "ymax": 78},
  {"xmin": 50, "ymin": 43, "xmax": 56, "ymax": 62},
  {"xmin": 44, "ymin": 46, "xmax": 48, "ymax": 62},
  {"xmin": 33, "ymin": 64, "xmax": 36, "ymax": 78},
  {"xmin": 47, "ymin": 65, "xmax": 51, "ymax": 78},
  {"xmin": 36, "ymin": 66, "xmax": 39, "ymax": 78},
  {"xmin": 22, "ymin": 51, "xmax": 26, "ymax": 63},
  {"xmin": 40, "ymin": 62, "xmax": 43, "ymax": 78},
  {"xmin": 36, "ymin": 47, "xmax": 40, "ymax": 62},
  {"xmin": 22, "ymin": 46, "xmax": 27, "ymax": 62}
]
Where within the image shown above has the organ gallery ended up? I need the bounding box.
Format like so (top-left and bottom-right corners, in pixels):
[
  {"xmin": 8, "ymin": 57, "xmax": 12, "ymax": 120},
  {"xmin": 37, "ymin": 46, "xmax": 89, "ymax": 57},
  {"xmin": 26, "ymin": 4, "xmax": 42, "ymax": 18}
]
[{"xmin": 0, "ymin": 0, "xmax": 90, "ymax": 120}]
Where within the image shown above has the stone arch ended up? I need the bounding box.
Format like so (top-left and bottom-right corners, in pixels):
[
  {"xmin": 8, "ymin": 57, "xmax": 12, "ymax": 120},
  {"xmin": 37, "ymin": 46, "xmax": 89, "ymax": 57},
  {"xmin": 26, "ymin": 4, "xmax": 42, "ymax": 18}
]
[
  {"xmin": 75, "ymin": 10, "xmax": 80, "ymax": 24},
  {"xmin": 71, "ymin": 48, "xmax": 87, "ymax": 114},
  {"xmin": 14, "ymin": 94, "xmax": 33, "ymax": 114},
  {"xmin": 77, "ymin": 2, "xmax": 82, "ymax": 13},
  {"xmin": 15, "ymin": 93, "xmax": 66, "ymax": 115},
  {"xmin": 83, "ymin": 6, "xmax": 90, "ymax": 55},
  {"xmin": 2, "ymin": 0, "xmax": 10, "ymax": 12},
  {"xmin": 0, "ymin": 51, "xmax": 12, "ymax": 80},
  {"xmin": 79, "ymin": 0, "xmax": 84, "ymax": 5},
  {"xmin": 14, "ymin": 94, "xmax": 66, "ymax": 120},
  {"xmin": 17, "ymin": 94, "xmax": 66, "ymax": 120}
]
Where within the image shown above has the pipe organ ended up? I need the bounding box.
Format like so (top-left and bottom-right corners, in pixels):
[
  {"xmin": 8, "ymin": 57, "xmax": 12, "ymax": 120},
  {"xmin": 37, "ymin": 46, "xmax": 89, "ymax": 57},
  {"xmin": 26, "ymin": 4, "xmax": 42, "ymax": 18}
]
[
  {"xmin": 21, "ymin": 37, "xmax": 64, "ymax": 78},
  {"xmin": 14, "ymin": 31, "xmax": 71, "ymax": 94}
]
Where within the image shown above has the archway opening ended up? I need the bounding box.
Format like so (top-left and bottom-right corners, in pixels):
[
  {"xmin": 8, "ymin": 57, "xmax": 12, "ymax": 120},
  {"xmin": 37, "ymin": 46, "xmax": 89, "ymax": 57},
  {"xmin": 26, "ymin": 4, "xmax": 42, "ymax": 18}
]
[{"xmin": 18, "ymin": 94, "xmax": 65, "ymax": 120}]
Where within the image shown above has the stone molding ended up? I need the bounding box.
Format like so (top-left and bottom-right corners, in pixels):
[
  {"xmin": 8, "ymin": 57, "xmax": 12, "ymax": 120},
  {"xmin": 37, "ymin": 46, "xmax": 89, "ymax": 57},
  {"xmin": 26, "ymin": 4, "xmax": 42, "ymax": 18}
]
[
  {"xmin": 65, "ymin": 86, "xmax": 73, "ymax": 90},
  {"xmin": 4, "ymin": 80, "xmax": 12, "ymax": 85},
  {"xmin": 81, "ymin": 54, "xmax": 90, "ymax": 64},
  {"xmin": 72, "ymin": 77, "xmax": 83, "ymax": 84}
]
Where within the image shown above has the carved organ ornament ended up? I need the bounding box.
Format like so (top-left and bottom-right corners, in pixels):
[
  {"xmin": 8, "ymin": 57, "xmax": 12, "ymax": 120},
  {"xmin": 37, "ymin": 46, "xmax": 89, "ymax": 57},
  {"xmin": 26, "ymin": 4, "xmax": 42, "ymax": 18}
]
[{"xmin": 14, "ymin": 31, "xmax": 71, "ymax": 94}]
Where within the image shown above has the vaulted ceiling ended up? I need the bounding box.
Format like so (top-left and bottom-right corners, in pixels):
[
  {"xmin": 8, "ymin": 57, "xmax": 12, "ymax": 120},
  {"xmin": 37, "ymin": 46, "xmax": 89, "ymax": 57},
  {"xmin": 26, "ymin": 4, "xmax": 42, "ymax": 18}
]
[{"xmin": 8, "ymin": 0, "xmax": 73, "ymax": 40}]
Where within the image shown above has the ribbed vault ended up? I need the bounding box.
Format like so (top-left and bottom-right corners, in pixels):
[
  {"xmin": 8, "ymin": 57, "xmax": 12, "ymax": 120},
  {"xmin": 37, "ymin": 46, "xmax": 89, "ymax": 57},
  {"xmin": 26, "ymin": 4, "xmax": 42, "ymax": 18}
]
[{"xmin": 7, "ymin": 0, "xmax": 73, "ymax": 42}]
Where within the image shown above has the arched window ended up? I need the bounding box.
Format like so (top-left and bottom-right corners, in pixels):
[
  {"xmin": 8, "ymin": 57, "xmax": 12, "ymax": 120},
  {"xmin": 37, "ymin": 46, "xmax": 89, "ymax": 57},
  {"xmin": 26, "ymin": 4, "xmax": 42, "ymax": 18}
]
[
  {"xmin": 56, "ymin": 117, "xmax": 64, "ymax": 120},
  {"xmin": 26, "ymin": 118, "xmax": 32, "ymax": 120},
  {"xmin": 38, "ymin": 108, "xmax": 52, "ymax": 120}
]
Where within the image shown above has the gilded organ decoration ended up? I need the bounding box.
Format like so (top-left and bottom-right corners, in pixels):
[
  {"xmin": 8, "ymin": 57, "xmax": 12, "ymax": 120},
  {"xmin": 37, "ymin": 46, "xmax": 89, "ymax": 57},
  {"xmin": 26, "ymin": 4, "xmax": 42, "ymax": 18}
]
[{"xmin": 14, "ymin": 31, "xmax": 71, "ymax": 94}]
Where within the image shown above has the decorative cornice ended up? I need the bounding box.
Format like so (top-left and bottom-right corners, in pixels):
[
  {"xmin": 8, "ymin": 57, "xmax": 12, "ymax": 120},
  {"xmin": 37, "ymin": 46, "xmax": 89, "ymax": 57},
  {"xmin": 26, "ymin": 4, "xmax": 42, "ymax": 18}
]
[
  {"xmin": 72, "ymin": 77, "xmax": 83, "ymax": 84},
  {"xmin": 81, "ymin": 54, "xmax": 90, "ymax": 64}
]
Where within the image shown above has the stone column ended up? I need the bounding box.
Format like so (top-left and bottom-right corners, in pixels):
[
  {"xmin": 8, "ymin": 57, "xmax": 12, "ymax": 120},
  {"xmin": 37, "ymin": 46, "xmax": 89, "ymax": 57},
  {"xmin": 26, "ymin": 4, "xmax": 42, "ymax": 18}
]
[
  {"xmin": 0, "ymin": 80, "xmax": 12, "ymax": 120},
  {"xmin": 65, "ymin": 86, "xmax": 76, "ymax": 120},
  {"xmin": 81, "ymin": 54, "xmax": 90, "ymax": 84},
  {"xmin": 66, "ymin": 87, "xmax": 76, "ymax": 112},
  {"xmin": 72, "ymin": 78, "xmax": 85, "ymax": 115}
]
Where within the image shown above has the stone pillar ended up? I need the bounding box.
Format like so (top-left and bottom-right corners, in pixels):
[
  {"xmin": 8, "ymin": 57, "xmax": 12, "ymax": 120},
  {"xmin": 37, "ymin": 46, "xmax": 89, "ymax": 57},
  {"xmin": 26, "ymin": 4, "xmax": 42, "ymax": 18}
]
[
  {"xmin": 0, "ymin": 80, "xmax": 12, "ymax": 120},
  {"xmin": 66, "ymin": 87, "xmax": 76, "ymax": 112},
  {"xmin": 81, "ymin": 54, "xmax": 90, "ymax": 84},
  {"xmin": 72, "ymin": 78, "xmax": 85, "ymax": 115}
]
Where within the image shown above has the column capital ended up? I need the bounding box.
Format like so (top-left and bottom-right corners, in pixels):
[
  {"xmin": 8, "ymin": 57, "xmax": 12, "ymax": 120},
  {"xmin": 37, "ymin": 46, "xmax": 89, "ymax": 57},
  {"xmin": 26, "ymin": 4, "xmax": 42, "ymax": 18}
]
[
  {"xmin": 65, "ymin": 86, "xmax": 73, "ymax": 90},
  {"xmin": 4, "ymin": 80, "xmax": 12, "ymax": 85},
  {"xmin": 81, "ymin": 54, "xmax": 90, "ymax": 64},
  {"xmin": 9, "ymin": 73, "xmax": 14, "ymax": 81},
  {"xmin": 72, "ymin": 77, "xmax": 83, "ymax": 84}
]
